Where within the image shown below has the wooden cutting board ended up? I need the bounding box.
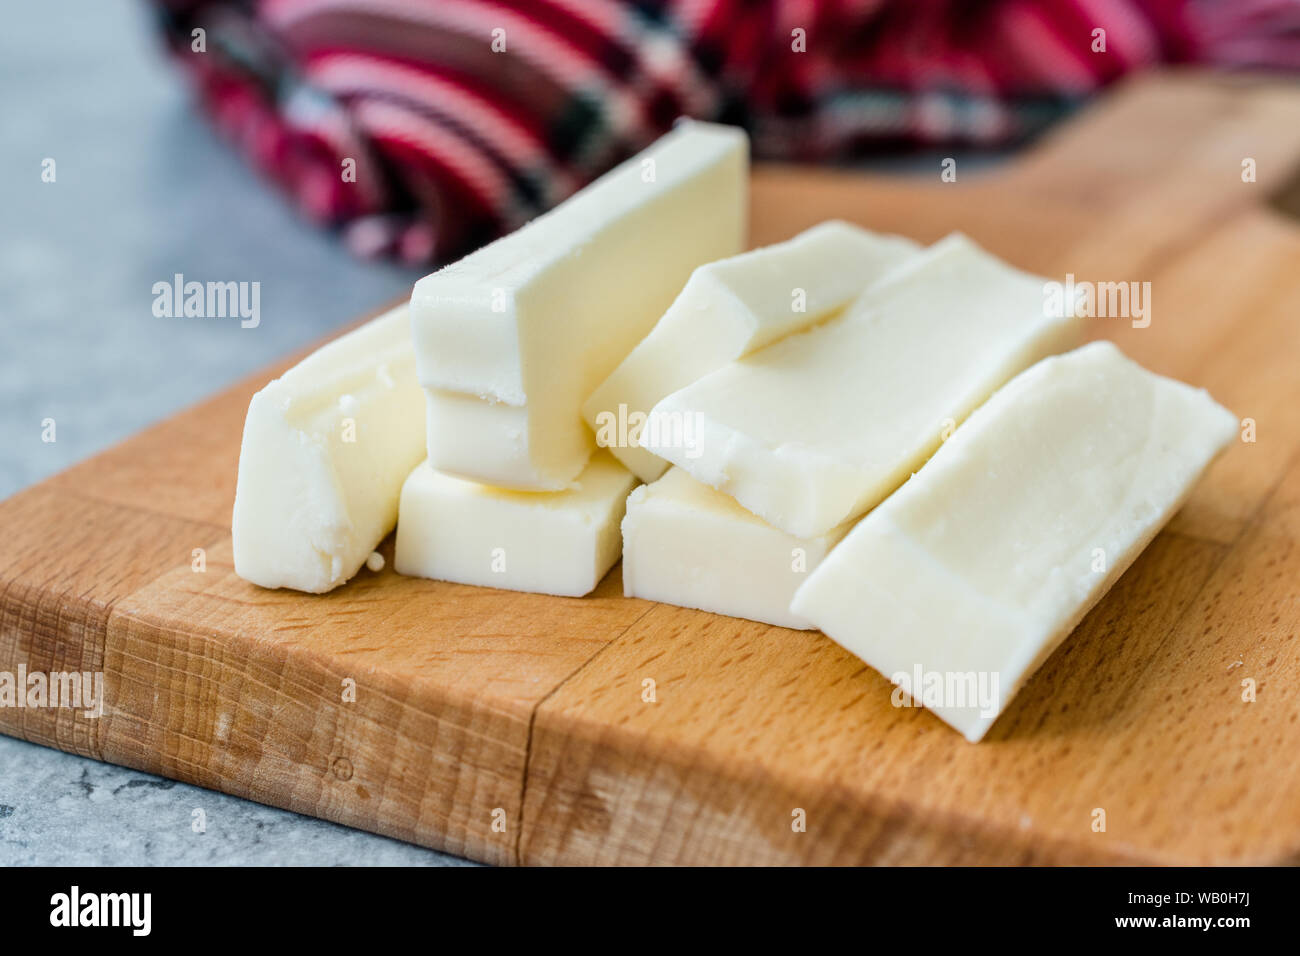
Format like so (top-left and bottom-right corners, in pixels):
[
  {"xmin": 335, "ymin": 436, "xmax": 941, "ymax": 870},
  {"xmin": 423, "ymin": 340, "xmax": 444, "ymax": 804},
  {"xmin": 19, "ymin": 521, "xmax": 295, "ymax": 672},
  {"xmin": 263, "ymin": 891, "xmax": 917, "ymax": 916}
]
[{"xmin": 4, "ymin": 71, "xmax": 1300, "ymax": 866}]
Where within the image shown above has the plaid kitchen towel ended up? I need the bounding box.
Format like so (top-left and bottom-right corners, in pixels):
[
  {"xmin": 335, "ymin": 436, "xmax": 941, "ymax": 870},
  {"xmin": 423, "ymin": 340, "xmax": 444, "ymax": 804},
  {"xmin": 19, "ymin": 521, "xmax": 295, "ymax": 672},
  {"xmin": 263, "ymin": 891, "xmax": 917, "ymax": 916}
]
[{"xmin": 151, "ymin": 0, "xmax": 1300, "ymax": 263}]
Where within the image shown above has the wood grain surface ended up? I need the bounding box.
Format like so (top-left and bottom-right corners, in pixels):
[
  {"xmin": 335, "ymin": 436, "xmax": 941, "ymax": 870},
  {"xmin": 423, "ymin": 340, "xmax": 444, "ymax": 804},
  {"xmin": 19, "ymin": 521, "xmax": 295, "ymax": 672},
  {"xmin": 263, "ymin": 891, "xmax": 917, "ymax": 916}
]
[{"xmin": 2, "ymin": 71, "xmax": 1299, "ymax": 865}]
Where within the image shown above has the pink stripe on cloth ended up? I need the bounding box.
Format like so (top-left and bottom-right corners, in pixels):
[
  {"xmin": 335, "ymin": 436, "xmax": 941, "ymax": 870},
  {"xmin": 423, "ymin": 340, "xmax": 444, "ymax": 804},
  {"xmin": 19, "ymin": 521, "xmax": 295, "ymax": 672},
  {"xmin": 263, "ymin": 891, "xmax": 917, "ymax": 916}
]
[{"xmin": 306, "ymin": 52, "xmax": 581, "ymax": 208}]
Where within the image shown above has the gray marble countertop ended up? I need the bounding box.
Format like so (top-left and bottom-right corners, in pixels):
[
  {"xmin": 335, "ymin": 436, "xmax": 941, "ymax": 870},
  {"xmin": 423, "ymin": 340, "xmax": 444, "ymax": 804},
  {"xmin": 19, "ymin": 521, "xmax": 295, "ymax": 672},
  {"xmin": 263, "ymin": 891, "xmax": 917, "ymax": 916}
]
[{"xmin": 0, "ymin": 0, "xmax": 462, "ymax": 866}]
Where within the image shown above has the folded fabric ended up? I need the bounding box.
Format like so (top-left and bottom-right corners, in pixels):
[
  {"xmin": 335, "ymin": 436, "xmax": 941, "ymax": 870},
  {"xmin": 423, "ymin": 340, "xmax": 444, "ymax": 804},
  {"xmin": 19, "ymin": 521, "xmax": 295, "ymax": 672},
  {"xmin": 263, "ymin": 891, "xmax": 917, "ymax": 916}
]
[{"xmin": 151, "ymin": 0, "xmax": 1299, "ymax": 264}]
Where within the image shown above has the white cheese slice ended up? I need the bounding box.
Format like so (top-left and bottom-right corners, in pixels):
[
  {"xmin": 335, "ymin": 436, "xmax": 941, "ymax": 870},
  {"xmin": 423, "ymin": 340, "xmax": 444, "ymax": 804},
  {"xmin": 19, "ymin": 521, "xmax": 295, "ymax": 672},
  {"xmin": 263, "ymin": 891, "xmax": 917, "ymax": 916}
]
[
  {"xmin": 790, "ymin": 341, "xmax": 1238, "ymax": 742},
  {"xmin": 394, "ymin": 451, "xmax": 638, "ymax": 597},
  {"xmin": 642, "ymin": 232, "xmax": 1084, "ymax": 537},
  {"xmin": 622, "ymin": 467, "xmax": 852, "ymax": 629},
  {"xmin": 410, "ymin": 120, "xmax": 748, "ymax": 490},
  {"xmin": 583, "ymin": 221, "xmax": 920, "ymax": 482},
  {"xmin": 232, "ymin": 305, "xmax": 426, "ymax": 593}
]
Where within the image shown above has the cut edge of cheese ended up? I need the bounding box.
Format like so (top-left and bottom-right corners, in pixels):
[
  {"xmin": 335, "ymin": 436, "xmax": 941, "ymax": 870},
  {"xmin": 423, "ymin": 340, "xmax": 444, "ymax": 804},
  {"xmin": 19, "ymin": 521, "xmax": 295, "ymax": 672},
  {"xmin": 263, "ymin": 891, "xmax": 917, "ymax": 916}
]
[{"xmin": 232, "ymin": 305, "xmax": 426, "ymax": 593}]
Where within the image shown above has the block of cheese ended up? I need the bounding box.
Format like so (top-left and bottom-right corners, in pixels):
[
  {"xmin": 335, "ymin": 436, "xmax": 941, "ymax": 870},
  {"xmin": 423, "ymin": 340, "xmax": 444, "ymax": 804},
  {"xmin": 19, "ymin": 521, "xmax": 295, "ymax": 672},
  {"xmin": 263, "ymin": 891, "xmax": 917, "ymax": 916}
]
[
  {"xmin": 642, "ymin": 232, "xmax": 1083, "ymax": 537},
  {"xmin": 410, "ymin": 120, "xmax": 748, "ymax": 490},
  {"xmin": 622, "ymin": 468, "xmax": 852, "ymax": 629},
  {"xmin": 583, "ymin": 221, "xmax": 920, "ymax": 482},
  {"xmin": 394, "ymin": 451, "xmax": 638, "ymax": 597},
  {"xmin": 791, "ymin": 342, "xmax": 1238, "ymax": 742},
  {"xmin": 233, "ymin": 305, "xmax": 426, "ymax": 593}
]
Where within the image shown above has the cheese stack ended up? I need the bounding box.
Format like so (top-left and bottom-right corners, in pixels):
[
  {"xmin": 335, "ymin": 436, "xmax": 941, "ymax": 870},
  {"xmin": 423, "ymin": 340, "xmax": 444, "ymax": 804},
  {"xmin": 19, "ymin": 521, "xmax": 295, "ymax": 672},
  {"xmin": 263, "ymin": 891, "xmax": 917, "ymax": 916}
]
[
  {"xmin": 231, "ymin": 122, "xmax": 1238, "ymax": 746},
  {"xmin": 622, "ymin": 232, "xmax": 1085, "ymax": 627},
  {"xmin": 395, "ymin": 122, "xmax": 748, "ymax": 596},
  {"xmin": 640, "ymin": 233, "xmax": 1084, "ymax": 537},
  {"xmin": 409, "ymin": 120, "xmax": 748, "ymax": 492}
]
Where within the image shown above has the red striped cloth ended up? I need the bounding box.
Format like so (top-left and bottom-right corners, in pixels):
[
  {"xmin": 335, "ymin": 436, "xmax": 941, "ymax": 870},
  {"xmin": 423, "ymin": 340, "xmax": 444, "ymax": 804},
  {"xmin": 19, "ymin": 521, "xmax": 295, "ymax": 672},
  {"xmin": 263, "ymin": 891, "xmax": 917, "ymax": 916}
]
[{"xmin": 151, "ymin": 0, "xmax": 1300, "ymax": 263}]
